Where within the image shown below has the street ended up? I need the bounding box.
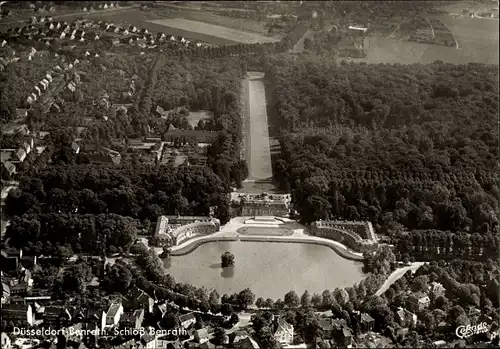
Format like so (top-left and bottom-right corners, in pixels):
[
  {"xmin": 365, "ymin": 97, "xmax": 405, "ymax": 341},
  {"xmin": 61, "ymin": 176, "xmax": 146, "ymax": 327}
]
[{"xmin": 375, "ymin": 262, "xmax": 425, "ymax": 296}]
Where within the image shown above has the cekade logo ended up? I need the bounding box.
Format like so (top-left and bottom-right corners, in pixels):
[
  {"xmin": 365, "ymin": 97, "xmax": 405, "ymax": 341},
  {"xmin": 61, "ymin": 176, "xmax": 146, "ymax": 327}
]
[{"xmin": 455, "ymin": 322, "xmax": 490, "ymax": 339}]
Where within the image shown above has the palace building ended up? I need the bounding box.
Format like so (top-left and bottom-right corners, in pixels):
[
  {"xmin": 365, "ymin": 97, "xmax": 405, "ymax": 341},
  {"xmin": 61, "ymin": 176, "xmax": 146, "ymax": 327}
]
[
  {"xmin": 239, "ymin": 193, "xmax": 292, "ymax": 217},
  {"xmin": 154, "ymin": 215, "xmax": 221, "ymax": 246},
  {"xmin": 310, "ymin": 220, "xmax": 377, "ymax": 252}
]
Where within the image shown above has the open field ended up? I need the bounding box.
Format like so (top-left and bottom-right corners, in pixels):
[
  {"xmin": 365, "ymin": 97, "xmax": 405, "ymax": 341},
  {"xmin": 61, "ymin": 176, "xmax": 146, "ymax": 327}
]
[
  {"xmin": 175, "ymin": 10, "xmax": 271, "ymax": 36},
  {"xmin": 351, "ymin": 17, "xmax": 498, "ymax": 66},
  {"xmin": 147, "ymin": 18, "xmax": 280, "ymax": 44},
  {"xmin": 437, "ymin": 0, "xmax": 499, "ymax": 17},
  {"xmin": 186, "ymin": 110, "xmax": 212, "ymax": 128},
  {"xmin": 437, "ymin": 15, "xmax": 499, "ymax": 64}
]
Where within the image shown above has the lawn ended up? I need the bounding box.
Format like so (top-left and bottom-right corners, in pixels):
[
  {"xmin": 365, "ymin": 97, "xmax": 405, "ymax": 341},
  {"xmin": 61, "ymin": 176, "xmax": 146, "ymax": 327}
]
[
  {"xmin": 236, "ymin": 226, "xmax": 293, "ymax": 236},
  {"xmin": 147, "ymin": 18, "xmax": 280, "ymax": 44},
  {"xmin": 186, "ymin": 110, "xmax": 212, "ymax": 128}
]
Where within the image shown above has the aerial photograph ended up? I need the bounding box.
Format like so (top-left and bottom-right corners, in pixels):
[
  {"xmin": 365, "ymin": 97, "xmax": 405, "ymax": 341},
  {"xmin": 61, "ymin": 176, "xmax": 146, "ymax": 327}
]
[{"xmin": 0, "ymin": 0, "xmax": 498, "ymax": 348}]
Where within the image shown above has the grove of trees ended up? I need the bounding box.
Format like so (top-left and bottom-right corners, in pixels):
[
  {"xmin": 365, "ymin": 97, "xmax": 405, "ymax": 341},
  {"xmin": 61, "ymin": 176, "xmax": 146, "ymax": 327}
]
[{"xmin": 259, "ymin": 54, "xmax": 498, "ymax": 250}]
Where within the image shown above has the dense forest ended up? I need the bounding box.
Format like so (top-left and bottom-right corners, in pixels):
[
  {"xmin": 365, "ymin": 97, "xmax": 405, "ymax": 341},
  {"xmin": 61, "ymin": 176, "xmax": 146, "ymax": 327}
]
[
  {"xmin": 259, "ymin": 55, "xmax": 498, "ymax": 241},
  {"xmin": 4, "ymin": 163, "xmax": 231, "ymax": 255}
]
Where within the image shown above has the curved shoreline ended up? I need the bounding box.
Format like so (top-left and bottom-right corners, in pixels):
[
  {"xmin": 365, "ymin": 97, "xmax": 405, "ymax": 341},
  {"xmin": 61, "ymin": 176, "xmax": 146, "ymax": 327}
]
[{"xmin": 170, "ymin": 236, "xmax": 364, "ymax": 261}]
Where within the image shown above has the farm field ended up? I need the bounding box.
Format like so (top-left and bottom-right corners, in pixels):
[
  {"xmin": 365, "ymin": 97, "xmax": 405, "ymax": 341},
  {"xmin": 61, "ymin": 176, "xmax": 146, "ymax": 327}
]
[
  {"xmin": 147, "ymin": 18, "xmax": 280, "ymax": 44},
  {"xmin": 186, "ymin": 110, "xmax": 212, "ymax": 128}
]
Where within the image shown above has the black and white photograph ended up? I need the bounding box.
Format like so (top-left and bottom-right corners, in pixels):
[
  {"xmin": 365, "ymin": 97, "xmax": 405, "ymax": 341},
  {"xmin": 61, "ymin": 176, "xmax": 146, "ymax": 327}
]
[{"xmin": 0, "ymin": 1, "xmax": 498, "ymax": 348}]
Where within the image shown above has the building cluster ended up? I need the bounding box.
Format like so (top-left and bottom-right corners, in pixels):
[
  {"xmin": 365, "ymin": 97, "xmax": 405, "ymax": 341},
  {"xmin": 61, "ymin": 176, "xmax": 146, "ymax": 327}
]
[
  {"xmin": 81, "ymin": 3, "xmax": 119, "ymax": 13},
  {"xmin": 153, "ymin": 215, "xmax": 221, "ymax": 247},
  {"xmin": 97, "ymin": 20, "xmax": 210, "ymax": 50},
  {"xmin": 236, "ymin": 193, "xmax": 292, "ymax": 217},
  {"xmin": 0, "ymin": 245, "xmax": 236, "ymax": 348},
  {"xmin": 310, "ymin": 220, "xmax": 378, "ymax": 252},
  {"xmin": 0, "ymin": 135, "xmax": 35, "ymax": 177}
]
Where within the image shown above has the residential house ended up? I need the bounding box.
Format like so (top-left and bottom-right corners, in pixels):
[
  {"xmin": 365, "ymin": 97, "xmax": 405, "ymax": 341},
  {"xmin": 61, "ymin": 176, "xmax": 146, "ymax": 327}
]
[
  {"xmin": 123, "ymin": 37, "xmax": 134, "ymax": 45},
  {"xmin": 139, "ymin": 28, "xmax": 149, "ymax": 35},
  {"xmin": 86, "ymin": 153, "xmax": 121, "ymax": 165},
  {"xmin": 395, "ymin": 307, "xmax": 417, "ymax": 329},
  {"xmin": 39, "ymin": 79, "xmax": 48, "ymax": 90},
  {"xmin": 0, "ymin": 249, "xmax": 22, "ymax": 270},
  {"xmin": 407, "ymin": 293, "xmax": 430, "ymax": 313},
  {"xmin": 12, "ymin": 148, "xmax": 27, "ymax": 163},
  {"xmin": 71, "ymin": 142, "xmax": 80, "ymax": 154},
  {"xmin": 166, "ymin": 339, "xmax": 183, "ymax": 349},
  {"xmin": 156, "ymin": 33, "xmax": 166, "ymax": 42},
  {"xmin": 18, "ymin": 268, "xmax": 33, "ymax": 287},
  {"xmin": 337, "ymin": 326, "xmax": 353, "ymax": 347},
  {"xmin": 2, "ymin": 304, "xmax": 34, "ymax": 325},
  {"xmin": 3, "ymin": 161, "xmax": 16, "ymax": 177},
  {"xmin": 1, "ymin": 281, "xmax": 10, "ymax": 304},
  {"xmin": 67, "ymin": 307, "xmax": 86, "ymax": 324},
  {"xmin": 150, "ymin": 299, "xmax": 166, "ymax": 319},
  {"xmin": 319, "ymin": 318, "xmax": 335, "ymax": 339},
  {"xmin": 428, "ymin": 282, "xmax": 445, "ymax": 299},
  {"xmin": 22, "ymin": 142, "xmax": 31, "ymax": 155},
  {"xmin": 140, "ymin": 334, "xmax": 156, "ymax": 349},
  {"xmin": 59, "ymin": 32, "xmax": 67, "ymax": 40},
  {"xmin": 123, "ymin": 286, "xmax": 154, "ymax": 313},
  {"xmin": 93, "ymin": 34, "xmax": 100, "ymax": 41},
  {"xmin": 121, "ymin": 29, "xmax": 129, "ymax": 36},
  {"xmin": 353, "ymin": 311, "xmax": 375, "ymax": 332},
  {"xmin": 195, "ymin": 328, "xmax": 210, "ymax": 343},
  {"xmin": 274, "ymin": 318, "xmax": 293, "ymax": 345},
  {"xmin": 0, "ymin": 333, "xmax": 11, "ymax": 349},
  {"xmin": 179, "ymin": 312, "xmax": 196, "ymax": 329},
  {"xmin": 42, "ymin": 306, "xmax": 66, "ymax": 327},
  {"xmin": 2, "ymin": 124, "xmax": 30, "ymax": 136},
  {"xmin": 128, "ymin": 25, "xmax": 138, "ymax": 33},
  {"xmin": 119, "ymin": 309, "xmax": 144, "ymax": 330},
  {"xmin": 330, "ymin": 318, "xmax": 352, "ymax": 347},
  {"xmin": 84, "ymin": 309, "xmax": 107, "ymax": 332},
  {"xmin": 24, "ymin": 136, "xmax": 35, "ymax": 150},
  {"xmin": 75, "ymin": 30, "xmax": 85, "ymax": 41},
  {"xmin": 466, "ymin": 306, "xmax": 482, "ymax": 322},
  {"xmin": 15, "ymin": 108, "xmax": 28, "ymax": 119},
  {"xmin": 10, "ymin": 283, "xmax": 29, "ymax": 297},
  {"xmin": 106, "ymin": 302, "xmax": 124, "ymax": 327}
]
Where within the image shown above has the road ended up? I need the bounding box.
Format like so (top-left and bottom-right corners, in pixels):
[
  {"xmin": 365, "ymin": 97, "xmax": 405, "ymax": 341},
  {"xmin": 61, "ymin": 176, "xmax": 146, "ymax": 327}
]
[
  {"xmin": 375, "ymin": 262, "xmax": 425, "ymax": 296},
  {"xmin": 227, "ymin": 311, "xmax": 252, "ymax": 334},
  {"xmin": 291, "ymin": 29, "xmax": 315, "ymax": 53}
]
